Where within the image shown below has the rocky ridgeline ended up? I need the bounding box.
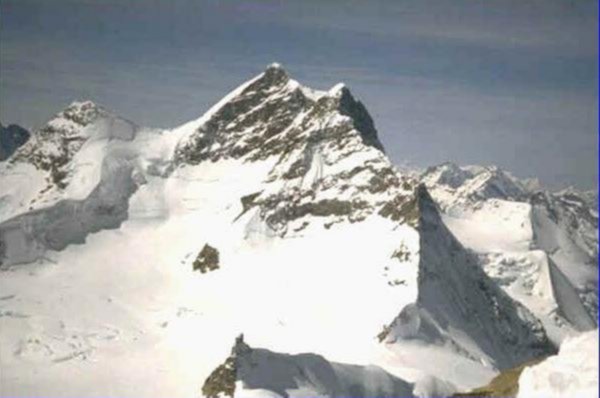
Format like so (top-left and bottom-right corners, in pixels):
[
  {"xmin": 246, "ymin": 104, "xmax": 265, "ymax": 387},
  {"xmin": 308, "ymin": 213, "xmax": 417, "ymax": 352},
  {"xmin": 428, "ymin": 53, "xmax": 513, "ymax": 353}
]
[
  {"xmin": 176, "ymin": 64, "xmax": 417, "ymax": 235},
  {"xmin": 421, "ymin": 162, "xmax": 530, "ymax": 211},
  {"xmin": 9, "ymin": 101, "xmax": 106, "ymax": 189}
]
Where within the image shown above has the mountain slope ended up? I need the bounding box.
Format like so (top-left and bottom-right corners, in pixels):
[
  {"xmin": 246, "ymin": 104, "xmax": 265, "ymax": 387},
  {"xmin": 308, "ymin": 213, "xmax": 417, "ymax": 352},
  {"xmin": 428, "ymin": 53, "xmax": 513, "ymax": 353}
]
[
  {"xmin": 422, "ymin": 162, "xmax": 597, "ymax": 344},
  {"xmin": 379, "ymin": 186, "xmax": 552, "ymax": 388},
  {"xmin": 0, "ymin": 65, "xmax": 579, "ymax": 397},
  {"xmin": 0, "ymin": 102, "xmax": 147, "ymax": 265}
]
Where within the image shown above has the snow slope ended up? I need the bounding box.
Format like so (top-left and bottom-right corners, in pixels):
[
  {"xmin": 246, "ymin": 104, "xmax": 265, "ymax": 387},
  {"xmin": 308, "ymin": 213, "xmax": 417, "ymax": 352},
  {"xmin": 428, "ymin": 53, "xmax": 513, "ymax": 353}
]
[{"xmin": 518, "ymin": 330, "xmax": 599, "ymax": 398}]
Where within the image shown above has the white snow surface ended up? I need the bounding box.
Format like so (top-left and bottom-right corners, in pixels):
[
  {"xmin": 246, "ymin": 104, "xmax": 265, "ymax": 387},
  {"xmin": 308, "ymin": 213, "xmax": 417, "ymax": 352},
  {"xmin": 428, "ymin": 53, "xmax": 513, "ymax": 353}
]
[{"xmin": 518, "ymin": 331, "xmax": 599, "ymax": 398}]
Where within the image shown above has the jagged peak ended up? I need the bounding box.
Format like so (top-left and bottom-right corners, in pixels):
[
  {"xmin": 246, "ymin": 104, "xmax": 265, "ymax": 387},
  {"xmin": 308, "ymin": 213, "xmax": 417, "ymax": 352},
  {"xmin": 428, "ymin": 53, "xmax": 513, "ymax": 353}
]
[
  {"xmin": 332, "ymin": 83, "xmax": 384, "ymax": 152},
  {"xmin": 252, "ymin": 62, "xmax": 290, "ymax": 91},
  {"xmin": 423, "ymin": 161, "xmax": 469, "ymax": 176},
  {"xmin": 41, "ymin": 99, "xmax": 110, "ymax": 130},
  {"xmin": 176, "ymin": 64, "xmax": 387, "ymax": 164},
  {"xmin": 423, "ymin": 161, "xmax": 529, "ymax": 203}
]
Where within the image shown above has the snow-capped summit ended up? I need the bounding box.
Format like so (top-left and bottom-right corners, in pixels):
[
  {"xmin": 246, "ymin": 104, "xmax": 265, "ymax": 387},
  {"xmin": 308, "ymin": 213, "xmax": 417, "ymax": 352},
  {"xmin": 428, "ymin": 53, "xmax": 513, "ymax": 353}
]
[
  {"xmin": 421, "ymin": 162, "xmax": 472, "ymax": 189},
  {"xmin": 8, "ymin": 100, "xmax": 110, "ymax": 188},
  {"xmin": 176, "ymin": 64, "xmax": 383, "ymax": 166},
  {"xmin": 0, "ymin": 100, "xmax": 139, "ymax": 224}
]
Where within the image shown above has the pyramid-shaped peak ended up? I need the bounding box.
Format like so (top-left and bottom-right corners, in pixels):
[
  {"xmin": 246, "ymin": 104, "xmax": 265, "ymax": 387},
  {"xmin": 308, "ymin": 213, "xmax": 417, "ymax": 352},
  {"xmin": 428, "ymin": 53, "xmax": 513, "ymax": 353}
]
[{"xmin": 59, "ymin": 100, "xmax": 107, "ymax": 127}]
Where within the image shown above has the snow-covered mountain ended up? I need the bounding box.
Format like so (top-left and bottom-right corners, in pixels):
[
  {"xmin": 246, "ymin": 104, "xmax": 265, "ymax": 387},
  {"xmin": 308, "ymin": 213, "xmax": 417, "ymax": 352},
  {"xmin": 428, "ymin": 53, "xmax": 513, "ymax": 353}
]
[
  {"xmin": 422, "ymin": 162, "xmax": 597, "ymax": 345},
  {"xmin": 0, "ymin": 64, "xmax": 595, "ymax": 397},
  {"xmin": 0, "ymin": 123, "xmax": 30, "ymax": 161}
]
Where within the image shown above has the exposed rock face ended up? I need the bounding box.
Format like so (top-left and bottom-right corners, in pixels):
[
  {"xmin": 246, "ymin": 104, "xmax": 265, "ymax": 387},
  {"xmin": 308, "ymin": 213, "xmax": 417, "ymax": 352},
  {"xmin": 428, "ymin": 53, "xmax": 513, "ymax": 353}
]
[
  {"xmin": 176, "ymin": 65, "xmax": 384, "ymax": 166},
  {"xmin": 10, "ymin": 101, "xmax": 107, "ymax": 189},
  {"xmin": 378, "ymin": 191, "xmax": 419, "ymax": 227},
  {"xmin": 176, "ymin": 65, "xmax": 415, "ymax": 236},
  {"xmin": 0, "ymin": 123, "xmax": 30, "ymax": 161},
  {"xmin": 193, "ymin": 244, "xmax": 220, "ymax": 273},
  {"xmin": 201, "ymin": 335, "xmax": 247, "ymax": 398},
  {"xmin": 202, "ymin": 356, "xmax": 237, "ymax": 398}
]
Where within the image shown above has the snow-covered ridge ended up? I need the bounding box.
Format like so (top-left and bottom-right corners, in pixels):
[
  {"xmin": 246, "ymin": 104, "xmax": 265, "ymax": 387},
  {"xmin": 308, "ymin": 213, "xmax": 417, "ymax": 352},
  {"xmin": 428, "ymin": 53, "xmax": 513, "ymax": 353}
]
[
  {"xmin": 421, "ymin": 162, "xmax": 529, "ymax": 212},
  {"xmin": 421, "ymin": 161, "xmax": 598, "ymax": 343},
  {"xmin": 0, "ymin": 100, "xmax": 147, "ymax": 265},
  {"xmin": 202, "ymin": 335, "xmax": 421, "ymax": 398},
  {"xmin": 9, "ymin": 101, "xmax": 110, "ymax": 188}
]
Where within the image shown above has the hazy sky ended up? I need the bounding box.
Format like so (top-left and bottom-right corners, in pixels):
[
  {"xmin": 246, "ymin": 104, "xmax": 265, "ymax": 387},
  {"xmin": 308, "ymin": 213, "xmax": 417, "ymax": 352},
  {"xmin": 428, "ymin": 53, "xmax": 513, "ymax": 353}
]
[{"xmin": 1, "ymin": 0, "xmax": 597, "ymax": 189}]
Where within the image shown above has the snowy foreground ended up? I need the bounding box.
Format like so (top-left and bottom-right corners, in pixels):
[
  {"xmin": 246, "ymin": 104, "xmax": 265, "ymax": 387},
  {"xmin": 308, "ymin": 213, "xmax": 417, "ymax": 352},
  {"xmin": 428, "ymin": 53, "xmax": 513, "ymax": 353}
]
[
  {"xmin": 0, "ymin": 64, "xmax": 597, "ymax": 397},
  {"xmin": 518, "ymin": 331, "xmax": 599, "ymax": 398}
]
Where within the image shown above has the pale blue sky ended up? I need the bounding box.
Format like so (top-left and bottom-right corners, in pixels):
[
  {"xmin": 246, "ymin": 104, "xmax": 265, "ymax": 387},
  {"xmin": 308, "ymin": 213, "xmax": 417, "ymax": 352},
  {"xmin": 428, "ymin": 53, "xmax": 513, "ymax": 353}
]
[{"xmin": 1, "ymin": 0, "xmax": 597, "ymax": 189}]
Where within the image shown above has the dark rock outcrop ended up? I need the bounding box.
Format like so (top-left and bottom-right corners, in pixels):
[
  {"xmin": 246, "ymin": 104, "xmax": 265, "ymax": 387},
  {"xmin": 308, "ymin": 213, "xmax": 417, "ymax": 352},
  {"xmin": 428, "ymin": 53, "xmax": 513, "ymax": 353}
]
[{"xmin": 193, "ymin": 244, "xmax": 220, "ymax": 273}]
